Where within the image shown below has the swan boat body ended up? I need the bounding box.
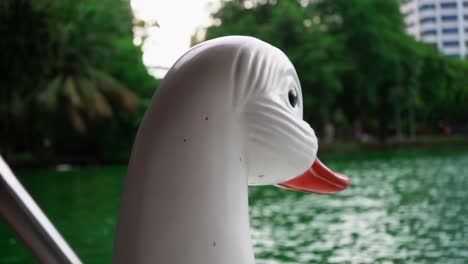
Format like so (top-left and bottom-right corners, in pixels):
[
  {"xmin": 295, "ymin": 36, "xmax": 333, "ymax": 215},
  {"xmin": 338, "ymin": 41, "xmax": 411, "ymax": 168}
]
[{"xmin": 0, "ymin": 36, "xmax": 349, "ymax": 264}]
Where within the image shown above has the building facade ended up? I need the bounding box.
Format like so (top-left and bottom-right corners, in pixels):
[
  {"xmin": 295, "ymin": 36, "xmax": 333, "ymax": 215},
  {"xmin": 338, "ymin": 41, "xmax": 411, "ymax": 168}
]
[{"xmin": 401, "ymin": 0, "xmax": 468, "ymax": 58}]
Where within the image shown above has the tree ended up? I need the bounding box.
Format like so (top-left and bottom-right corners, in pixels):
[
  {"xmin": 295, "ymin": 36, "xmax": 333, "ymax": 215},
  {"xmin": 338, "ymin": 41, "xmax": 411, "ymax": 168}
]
[
  {"xmin": 316, "ymin": 0, "xmax": 407, "ymax": 141},
  {"xmin": 202, "ymin": 0, "xmax": 468, "ymax": 142},
  {"xmin": 0, "ymin": 0, "xmax": 157, "ymax": 161},
  {"xmin": 0, "ymin": 0, "xmax": 58, "ymax": 158},
  {"xmin": 205, "ymin": 0, "xmax": 347, "ymax": 135}
]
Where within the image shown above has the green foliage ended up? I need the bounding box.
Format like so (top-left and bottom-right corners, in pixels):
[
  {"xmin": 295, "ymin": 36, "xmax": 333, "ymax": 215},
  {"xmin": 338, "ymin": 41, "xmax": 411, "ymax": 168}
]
[
  {"xmin": 0, "ymin": 0, "xmax": 157, "ymax": 161},
  {"xmin": 205, "ymin": 0, "xmax": 468, "ymax": 141},
  {"xmin": 317, "ymin": 0, "xmax": 407, "ymax": 140},
  {"xmin": 105, "ymin": 37, "xmax": 159, "ymax": 98},
  {"xmin": 206, "ymin": 1, "xmax": 346, "ymax": 125}
]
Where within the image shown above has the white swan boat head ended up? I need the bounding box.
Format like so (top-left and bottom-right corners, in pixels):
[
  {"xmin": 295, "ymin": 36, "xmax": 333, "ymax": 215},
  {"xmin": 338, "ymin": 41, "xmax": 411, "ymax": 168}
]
[
  {"xmin": 0, "ymin": 36, "xmax": 350, "ymax": 264},
  {"xmin": 114, "ymin": 36, "xmax": 350, "ymax": 263}
]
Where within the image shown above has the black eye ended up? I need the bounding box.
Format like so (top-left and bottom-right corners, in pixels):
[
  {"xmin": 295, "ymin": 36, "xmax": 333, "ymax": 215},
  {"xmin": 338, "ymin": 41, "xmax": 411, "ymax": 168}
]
[{"xmin": 288, "ymin": 89, "xmax": 298, "ymax": 108}]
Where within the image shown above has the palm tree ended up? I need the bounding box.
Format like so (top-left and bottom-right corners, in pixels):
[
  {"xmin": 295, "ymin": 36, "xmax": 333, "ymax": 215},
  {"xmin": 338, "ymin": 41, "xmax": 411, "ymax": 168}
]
[
  {"xmin": 34, "ymin": 0, "xmax": 140, "ymax": 134},
  {"xmin": 2, "ymin": 0, "xmax": 156, "ymax": 161},
  {"xmin": 37, "ymin": 69, "xmax": 138, "ymax": 134}
]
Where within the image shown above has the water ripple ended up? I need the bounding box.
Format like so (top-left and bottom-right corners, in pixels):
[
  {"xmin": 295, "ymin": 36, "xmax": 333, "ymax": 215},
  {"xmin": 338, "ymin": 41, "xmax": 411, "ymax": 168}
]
[{"xmin": 250, "ymin": 150, "xmax": 468, "ymax": 263}]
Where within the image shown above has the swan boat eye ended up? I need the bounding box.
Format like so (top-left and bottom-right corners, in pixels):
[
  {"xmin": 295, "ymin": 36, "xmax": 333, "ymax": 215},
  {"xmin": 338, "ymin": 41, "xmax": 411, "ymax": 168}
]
[{"xmin": 288, "ymin": 89, "xmax": 298, "ymax": 108}]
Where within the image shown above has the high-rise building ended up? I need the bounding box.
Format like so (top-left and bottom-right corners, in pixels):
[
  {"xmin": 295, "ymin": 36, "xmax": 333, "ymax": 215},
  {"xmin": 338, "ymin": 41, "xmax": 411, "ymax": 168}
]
[{"xmin": 401, "ymin": 0, "xmax": 468, "ymax": 58}]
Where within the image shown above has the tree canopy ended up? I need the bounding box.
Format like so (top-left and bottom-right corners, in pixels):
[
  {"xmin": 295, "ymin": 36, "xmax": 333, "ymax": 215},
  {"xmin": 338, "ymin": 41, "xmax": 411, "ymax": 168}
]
[
  {"xmin": 203, "ymin": 0, "xmax": 468, "ymax": 141},
  {"xmin": 1, "ymin": 0, "xmax": 157, "ymax": 161}
]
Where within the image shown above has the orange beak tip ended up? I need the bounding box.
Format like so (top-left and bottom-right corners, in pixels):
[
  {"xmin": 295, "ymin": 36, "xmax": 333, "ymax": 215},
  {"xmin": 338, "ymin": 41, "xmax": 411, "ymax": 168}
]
[{"xmin": 277, "ymin": 158, "xmax": 350, "ymax": 194}]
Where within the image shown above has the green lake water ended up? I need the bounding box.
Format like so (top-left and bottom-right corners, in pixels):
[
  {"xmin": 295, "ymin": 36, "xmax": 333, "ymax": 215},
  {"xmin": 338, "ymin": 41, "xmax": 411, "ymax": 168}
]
[{"xmin": 1, "ymin": 148, "xmax": 468, "ymax": 263}]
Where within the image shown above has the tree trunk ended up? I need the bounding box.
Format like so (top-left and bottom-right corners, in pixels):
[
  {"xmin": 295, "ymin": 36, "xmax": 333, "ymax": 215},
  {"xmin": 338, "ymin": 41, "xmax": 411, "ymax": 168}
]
[
  {"xmin": 408, "ymin": 106, "xmax": 416, "ymax": 138},
  {"xmin": 323, "ymin": 122, "xmax": 335, "ymax": 144},
  {"xmin": 353, "ymin": 119, "xmax": 362, "ymax": 140},
  {"xmin": 378, "ymin": 118, "xmax": 388, "ymax": 143},
  {"xmin": 377, "ymin": 84, "xmax": 390, "ymax": 143},
  {"xmin": 395, "ymin": 98, "xmax": 403, "ymax": 140}
]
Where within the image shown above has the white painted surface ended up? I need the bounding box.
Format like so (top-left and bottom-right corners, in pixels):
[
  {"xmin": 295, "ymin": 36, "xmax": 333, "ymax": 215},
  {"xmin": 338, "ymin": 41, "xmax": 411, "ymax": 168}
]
[
  {"xmin": 401, "ymin": 0, "xmax": 468, "ymax": 58},
  {"xmin": 114, "ymin": 36, "xmax": 318, "ymax": 264}
]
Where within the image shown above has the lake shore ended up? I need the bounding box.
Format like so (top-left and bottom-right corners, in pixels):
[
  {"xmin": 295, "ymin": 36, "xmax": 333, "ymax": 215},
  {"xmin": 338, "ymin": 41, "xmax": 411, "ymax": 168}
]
[
  {"xmin": 320, "ymin": 135, "xmax": 468, "ymax": 154},
  {"xmin": 7, "ymin": 135, "xmax": 468, "ymax": 170}
]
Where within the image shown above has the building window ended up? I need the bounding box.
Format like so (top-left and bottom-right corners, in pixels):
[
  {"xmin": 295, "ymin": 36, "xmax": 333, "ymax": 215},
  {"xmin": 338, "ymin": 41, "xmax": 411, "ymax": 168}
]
[
  {"xmin": 421, "ymin": 29, "xmax": 437, "ymax": 36},
  {"xmin": 442, "ymin": 28, "xmax": 458, "ymax": 34},
  {"xmin": 420, "ymin": 17, "xmax": 437, "ymax": 23},
  {"xmin": 441, "ymin": 15, "xmax": 458, "ymax": 21},
  {"xmin": 419, "ymin": 3, "xmax": 436, "ymax": 11},
  {"xmin": 464, "ymin": 14, "xmax": 468, "ymax": 21},
  {"xmin": 443, "ymin": 40, "xmax": 459, "ymax": 47},
  {"xmin": 463, "ymin": 1, "xmax": 468, "ymax": 7},
  {"xmin": 440, "ymin": 2, "xmax": 457, "ymax": 8}
]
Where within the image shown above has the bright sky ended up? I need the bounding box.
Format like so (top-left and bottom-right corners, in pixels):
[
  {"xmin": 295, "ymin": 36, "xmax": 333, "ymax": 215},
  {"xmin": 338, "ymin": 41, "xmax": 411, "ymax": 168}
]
[{"xmin": 130, "ymin": 0, "xmax": 219, "ymax": 78}]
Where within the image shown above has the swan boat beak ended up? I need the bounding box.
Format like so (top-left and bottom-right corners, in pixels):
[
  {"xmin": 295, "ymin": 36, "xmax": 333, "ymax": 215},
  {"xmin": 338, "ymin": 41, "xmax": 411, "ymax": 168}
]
[{"xmin": 277, "ymin": 158, "xmax": 350, "ymax": 194}]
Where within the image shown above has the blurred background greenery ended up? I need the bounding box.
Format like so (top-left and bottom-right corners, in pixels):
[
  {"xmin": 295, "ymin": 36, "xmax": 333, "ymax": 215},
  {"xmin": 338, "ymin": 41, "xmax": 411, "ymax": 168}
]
[
  {"xmin": 1, "ymin": 0, "xmax": 467, "ymax": 166},
  {"xmin": 1, "ymin": 0, "xmax": 158, "ymax": 165},
  {"xmin": 1, "ymin": 0, "xmax": 468, "ymax": 263}
]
